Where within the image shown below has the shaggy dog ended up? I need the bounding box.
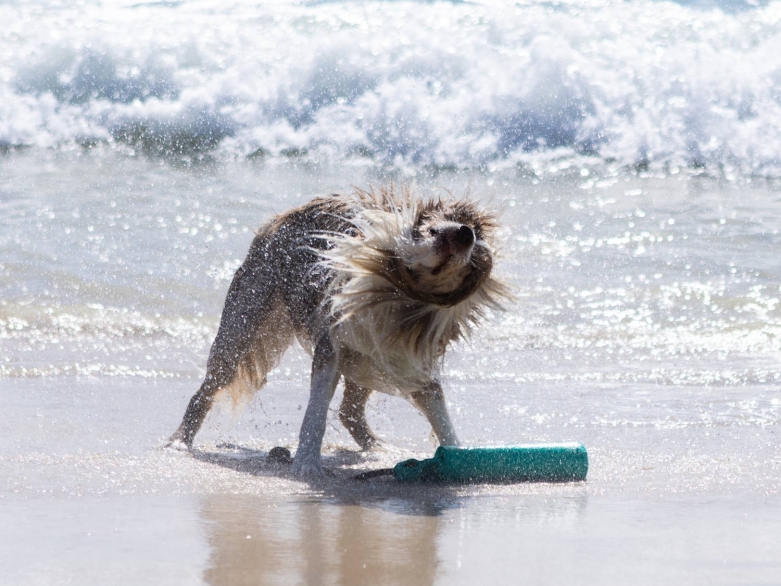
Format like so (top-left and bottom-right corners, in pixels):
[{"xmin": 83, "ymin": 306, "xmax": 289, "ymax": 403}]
[{"xmin": 168, "ymin": 186, "xmax": 506, "ymax": 475}]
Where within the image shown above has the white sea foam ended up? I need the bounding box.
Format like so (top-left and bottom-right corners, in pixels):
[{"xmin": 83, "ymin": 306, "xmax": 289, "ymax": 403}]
[{"xmin": 2, "ymin": 0, "xmax": 781, "ymax": 174}]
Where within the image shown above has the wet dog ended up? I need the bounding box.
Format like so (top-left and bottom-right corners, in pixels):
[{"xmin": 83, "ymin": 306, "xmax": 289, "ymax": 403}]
[{"xmin": 168, "ymin": 186, "xmax": 506, "ymax": 475}]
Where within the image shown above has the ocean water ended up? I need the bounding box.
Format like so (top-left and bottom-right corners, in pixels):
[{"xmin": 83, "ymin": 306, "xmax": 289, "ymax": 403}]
[{"xmin": 2, "ymin": 0, "xmax": 781, "ymax": 584}]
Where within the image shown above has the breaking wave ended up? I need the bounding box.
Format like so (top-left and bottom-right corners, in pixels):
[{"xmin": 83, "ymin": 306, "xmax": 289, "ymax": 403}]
[{"xmin": 2, "ymin": 0, "xmax": 781, "ymax": 174}]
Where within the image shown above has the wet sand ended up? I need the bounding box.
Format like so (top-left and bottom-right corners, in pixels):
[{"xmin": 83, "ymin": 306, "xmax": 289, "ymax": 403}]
[{"xmin": 2, "ymin": 369, "xmax": 779, "ymax": 585}]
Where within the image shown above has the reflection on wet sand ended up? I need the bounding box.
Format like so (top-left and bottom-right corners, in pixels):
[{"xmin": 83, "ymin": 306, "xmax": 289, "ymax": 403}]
[
  {"xmin": 193, "ymin": 446, "xmax": 592, "ymax": 585},
  {"xmin": 201, "ymin": 494, "xmax": 441, "ymax": 586}
]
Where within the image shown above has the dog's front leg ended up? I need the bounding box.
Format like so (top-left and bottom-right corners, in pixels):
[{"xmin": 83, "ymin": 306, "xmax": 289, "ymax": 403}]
[
  {"xmin": 291, "ymin": 336, "xmax": 340, "ymax": 476},
  {"xmin": 410, "ymin": 381, "xmax": 460, "ymax": 447}
]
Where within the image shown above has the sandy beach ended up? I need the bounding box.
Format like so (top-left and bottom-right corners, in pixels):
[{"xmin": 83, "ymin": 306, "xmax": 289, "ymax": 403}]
[{"xmin": 2, "ymin": 366, "xmax": 780, "ymax": 584}]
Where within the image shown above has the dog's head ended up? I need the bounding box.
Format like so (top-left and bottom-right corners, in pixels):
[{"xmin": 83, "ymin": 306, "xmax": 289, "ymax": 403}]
[
  {"xmin": 329, "ymin": 187, "xmax": 499, "ymax": 309},
  {"xmin": 394, "ymin": 199, "xmax": 495, "ymax": 306},
  {"xmin": 323, "ymin": 186, "xmax": 507, "ymax": 363}
]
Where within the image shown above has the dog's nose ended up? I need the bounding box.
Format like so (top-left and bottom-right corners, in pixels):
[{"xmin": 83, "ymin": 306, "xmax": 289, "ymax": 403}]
[{"xmin": 454, "ymin": 225, "xmax": 475, "ymax": 247}]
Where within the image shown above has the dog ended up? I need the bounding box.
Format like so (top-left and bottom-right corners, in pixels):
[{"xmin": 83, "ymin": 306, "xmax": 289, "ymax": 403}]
[{"xmin": 168, "ymin": 186, "xmax": 506, "ymax": 475}]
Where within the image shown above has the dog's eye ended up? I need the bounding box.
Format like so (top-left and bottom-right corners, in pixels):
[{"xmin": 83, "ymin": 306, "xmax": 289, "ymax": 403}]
[{"xmin": 427, "ymin": 227, "xmax": 439, "ymax": 236}]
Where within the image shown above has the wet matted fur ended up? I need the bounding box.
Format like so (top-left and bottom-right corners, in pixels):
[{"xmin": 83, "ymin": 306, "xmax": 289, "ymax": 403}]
[{"xmin": 168, "ymin": 185, "xmax": 508, "ymax": 475}]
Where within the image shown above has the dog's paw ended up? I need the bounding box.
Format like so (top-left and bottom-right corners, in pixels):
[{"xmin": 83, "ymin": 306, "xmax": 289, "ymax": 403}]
[
  {"xmin": 290, "ymin": 462, "xmax": 324, "ymax": 477},
  {"xmin": 361, "ymin": 438, "xmax": 393, "ymax": 452},
  {"xmin": 290, "ymin": 457, "xmax": 326, "ymax": 477},
  {"xmin": 165, "ymin": 437, "xmax": 190, "ymax": 451}
]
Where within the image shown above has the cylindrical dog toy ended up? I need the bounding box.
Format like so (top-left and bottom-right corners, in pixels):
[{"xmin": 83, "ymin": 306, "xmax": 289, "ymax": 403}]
[{"xmin": 392, "ymin": 443, "xmax": 588, "ymax": 483}]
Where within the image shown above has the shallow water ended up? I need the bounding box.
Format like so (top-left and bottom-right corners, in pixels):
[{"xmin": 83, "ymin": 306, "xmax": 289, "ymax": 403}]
[{"xmin": 1, "ymin": 150, "xmax": 780, "ymax": 583}]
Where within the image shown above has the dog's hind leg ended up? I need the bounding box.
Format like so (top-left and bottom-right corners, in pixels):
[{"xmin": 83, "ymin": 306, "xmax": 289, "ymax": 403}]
[
  {"xmin": 167, "ymin": 350, "xmax": 240, "ymax": 450},
  {"xmin": 168, "ymin": 261, "xmax": 291, "ymax": 449},
  {"xmin": 339, "ymin": 380, "xmax": 380, "ymax": 450},
  {"xmin": 168, "ymin": 334, "xmax": 266, "ymax": 449},
  {"xmin": 410, "ymin": 381, "xmax": 460, "ymax": 447},
  {"xmin": 291, "ymin": 335, "xmax": 341, "ymax": 476}
]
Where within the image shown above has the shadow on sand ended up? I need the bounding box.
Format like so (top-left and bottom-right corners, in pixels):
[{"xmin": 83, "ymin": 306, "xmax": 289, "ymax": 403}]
[{"xmin": 191, "ymin": 443, "xmax": 463, "ymax": 516}]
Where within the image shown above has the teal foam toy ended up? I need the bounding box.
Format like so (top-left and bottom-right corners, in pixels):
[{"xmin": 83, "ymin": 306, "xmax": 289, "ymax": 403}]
[{"xmin": 391, "ymin": 443, "xmax": 588, "ymax": 483}]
